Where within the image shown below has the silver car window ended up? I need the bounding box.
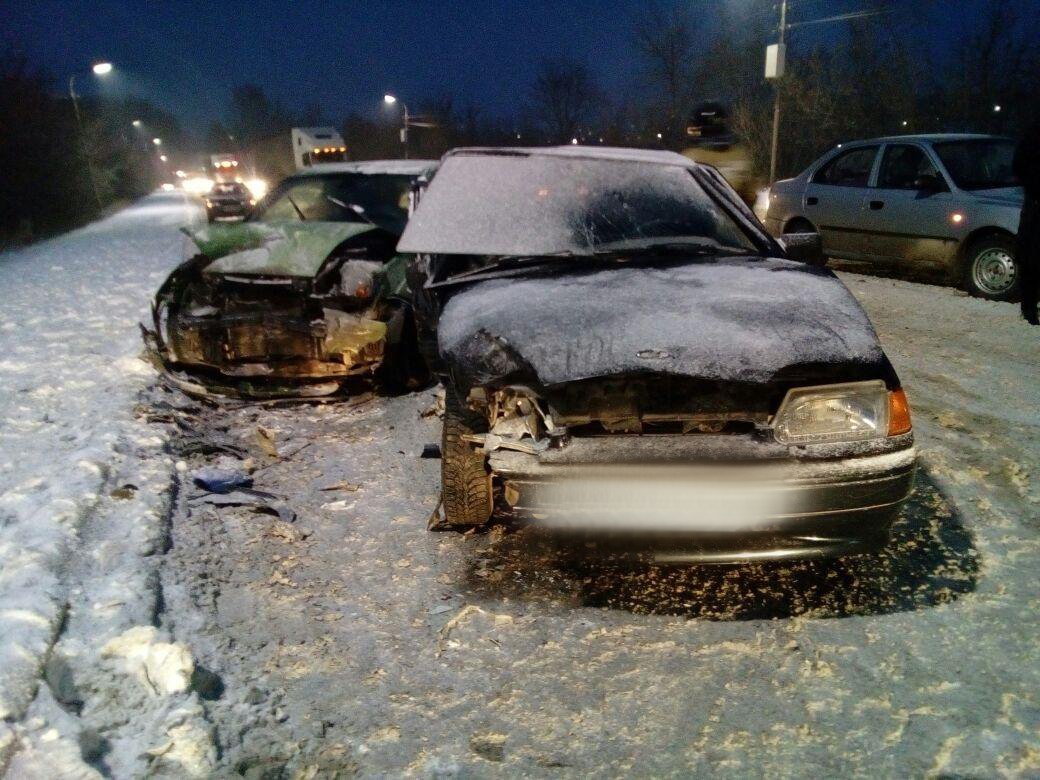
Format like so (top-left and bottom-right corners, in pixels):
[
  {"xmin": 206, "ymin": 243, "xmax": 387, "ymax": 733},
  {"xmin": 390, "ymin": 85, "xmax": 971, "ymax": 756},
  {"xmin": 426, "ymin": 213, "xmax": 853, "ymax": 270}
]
[
  {"xmin": 812, "ymin": 146, "xmax": 878, "ymax": 187},
  {"xmin": 878, "ymin": 145, "xmax": 940, "ymax": 190}
]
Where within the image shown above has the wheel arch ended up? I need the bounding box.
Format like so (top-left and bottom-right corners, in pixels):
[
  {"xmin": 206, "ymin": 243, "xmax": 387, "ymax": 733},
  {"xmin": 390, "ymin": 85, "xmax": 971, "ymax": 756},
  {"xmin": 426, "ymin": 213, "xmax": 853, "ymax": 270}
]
[
  {"xmin": 957, "ymin": 225, "xmax": 1015, "ymax": 265},
  {"xmin": 783, "ymin": 216, "xmax": 817, "ymax": 234}
]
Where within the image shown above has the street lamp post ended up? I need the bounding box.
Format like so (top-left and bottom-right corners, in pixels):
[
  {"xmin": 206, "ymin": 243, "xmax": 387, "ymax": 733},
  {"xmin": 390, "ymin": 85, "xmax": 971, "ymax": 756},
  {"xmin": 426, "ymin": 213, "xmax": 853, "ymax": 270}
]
[
  {"xmin": 767, "ymin": 0, "xmax": 787, "ymax": 186},
  {"xmin": 383, "ymin": 94, "xmax": 411, "ymax": 159},
  {"xmin": 68, "ymin": 61, "xmax": 112, "ymax": 208}
]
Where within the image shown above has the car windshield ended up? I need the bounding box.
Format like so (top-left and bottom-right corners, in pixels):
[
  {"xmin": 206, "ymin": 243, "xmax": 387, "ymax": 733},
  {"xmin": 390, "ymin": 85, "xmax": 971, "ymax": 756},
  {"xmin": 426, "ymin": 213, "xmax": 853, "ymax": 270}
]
[
  {"xmin": 932, "ymin": 139, "xmax": 1017, "ymax": 190},
  {"xmin": 257, "ymin": 173, "xmax": 415, "ymax": 233},
  {"xmin": 397, "ymin": 152, "xmax": 757, "ymax": 259}
]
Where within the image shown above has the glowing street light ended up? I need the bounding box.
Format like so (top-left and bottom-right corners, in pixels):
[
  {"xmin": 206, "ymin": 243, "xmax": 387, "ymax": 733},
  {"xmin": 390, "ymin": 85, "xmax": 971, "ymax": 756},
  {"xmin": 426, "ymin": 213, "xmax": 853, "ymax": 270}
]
[
  {"xmin": 132, "ymin": 119, "xmax": 143, "ymax": 128},
  {"xmin": 92, "ymin": 61, "xmax": 113, "ymax": 75},
  {"xmin": 993, "ymin": 104, "xmax": 1002, "ymax": 113},
  {"xmin": 383, "ymin": 93, "xmax": 411, "ymax": 158},
  {"xmin": 152, "ymin": 137, "xmax": 162, "ymax": 146},
  {"xmin": 159, "ymin": 154, "xmax": 168, "ymax": 162}
]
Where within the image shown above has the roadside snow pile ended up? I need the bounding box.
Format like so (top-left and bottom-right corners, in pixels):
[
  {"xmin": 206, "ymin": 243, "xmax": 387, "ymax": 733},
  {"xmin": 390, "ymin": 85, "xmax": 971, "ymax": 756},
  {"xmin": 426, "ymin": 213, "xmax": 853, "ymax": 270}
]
[{"xmin": 0, "ymin": 193, "xmax": 216, "ymax": 775}]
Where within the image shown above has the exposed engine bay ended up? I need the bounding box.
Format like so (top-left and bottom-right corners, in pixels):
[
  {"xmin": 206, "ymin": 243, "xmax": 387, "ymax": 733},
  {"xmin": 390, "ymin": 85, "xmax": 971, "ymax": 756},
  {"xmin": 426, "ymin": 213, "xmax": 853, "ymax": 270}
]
[{"xmin": 143, "ymin": 229, "xmax": 412, "ymax": 398}]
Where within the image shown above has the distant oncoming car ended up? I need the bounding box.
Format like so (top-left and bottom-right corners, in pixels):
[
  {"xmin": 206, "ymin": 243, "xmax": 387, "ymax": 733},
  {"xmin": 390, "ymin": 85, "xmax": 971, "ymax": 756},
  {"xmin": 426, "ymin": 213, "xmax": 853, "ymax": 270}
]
[
  {"xmin": 403, "ymin": 146, "xmax": 915, "ymax": 563},
  {"xmin": 143, "ymin": 160, "xmax": 436, "ymax": 398},
  {"xmin": 765, "ymin": 134, "xmax": 1023, "ymax": 300},
  {"xmin": 205, "ymin": 181, "xmax": 253, "ymax": 222}
]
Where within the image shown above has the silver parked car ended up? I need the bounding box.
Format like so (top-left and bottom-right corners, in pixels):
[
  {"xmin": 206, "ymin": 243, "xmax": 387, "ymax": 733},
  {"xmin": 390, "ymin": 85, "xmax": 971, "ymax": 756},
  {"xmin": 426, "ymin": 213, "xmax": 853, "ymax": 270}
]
[{"xmin": 764, "ymin": 134, "xmax": 1023, "ymax": 300}]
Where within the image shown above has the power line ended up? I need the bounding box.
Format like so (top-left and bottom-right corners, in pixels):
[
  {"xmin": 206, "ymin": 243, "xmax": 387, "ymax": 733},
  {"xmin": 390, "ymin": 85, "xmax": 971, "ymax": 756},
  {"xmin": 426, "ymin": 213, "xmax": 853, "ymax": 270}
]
[{"xmin": 785, "ymin": 8, "xmax": 890, "ymax": 29}]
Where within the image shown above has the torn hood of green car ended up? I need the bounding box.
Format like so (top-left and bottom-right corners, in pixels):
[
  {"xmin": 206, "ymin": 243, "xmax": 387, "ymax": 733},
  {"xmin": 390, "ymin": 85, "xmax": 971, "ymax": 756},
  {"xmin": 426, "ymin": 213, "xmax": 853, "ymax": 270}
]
[{"xmin": 183, "ymin": 221, "xmax": 378, "ymax": 278}]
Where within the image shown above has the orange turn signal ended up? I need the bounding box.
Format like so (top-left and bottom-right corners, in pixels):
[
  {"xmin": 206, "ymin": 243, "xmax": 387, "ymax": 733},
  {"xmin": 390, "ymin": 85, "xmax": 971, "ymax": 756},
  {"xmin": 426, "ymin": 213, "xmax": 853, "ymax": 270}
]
[{"xmin": 888, "ymin": 389, "xmax": 912, "ymax": 436}]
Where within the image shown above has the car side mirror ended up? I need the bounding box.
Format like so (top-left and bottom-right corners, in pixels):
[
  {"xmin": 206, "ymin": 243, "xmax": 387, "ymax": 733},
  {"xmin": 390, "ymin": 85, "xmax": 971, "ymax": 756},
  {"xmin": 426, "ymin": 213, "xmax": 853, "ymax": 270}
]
[
  {"xmin": 780, "ymin": 232, "xmax": 825, "ymax": 266},
  {"xmin": 913, "ymin": 174, "xmax": 945, "ymax": 192}
]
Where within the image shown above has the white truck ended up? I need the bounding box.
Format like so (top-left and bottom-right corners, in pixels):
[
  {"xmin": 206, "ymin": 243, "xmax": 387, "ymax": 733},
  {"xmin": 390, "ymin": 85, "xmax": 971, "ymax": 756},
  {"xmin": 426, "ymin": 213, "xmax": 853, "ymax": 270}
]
[{"xmin": 291, "ymin": 127, "xmax": 348, "ymax": 170}]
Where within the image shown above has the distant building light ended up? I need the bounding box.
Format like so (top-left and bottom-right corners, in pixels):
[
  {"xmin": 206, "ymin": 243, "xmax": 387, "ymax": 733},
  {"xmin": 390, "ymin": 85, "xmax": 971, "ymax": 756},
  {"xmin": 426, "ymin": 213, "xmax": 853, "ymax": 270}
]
[
  {"xmin": 159, "ymin": 154, "xmax": 168, "ymax": 162},
  {"xmin": 131, "ymin": 119, "xmax": 142, "ymax": 128},
  {"xmin": 993, "ymin": 104, "xmax": 1002, "ymax": 112},
  {"xmin": 951, "ymin": 212, "xmax": 965, "ymax": 224},
  {"xmin": 152, "ymin": 137, "xmax": 162, "ymax": 145},
  {"xmin": 656, "ymin": 132, "xmax": 663, "ymax": 139},
  {"xmin": 901, "ymin": 121, "xmax": 908, "ymax": 127},
  {"xmin": 571, "ymin": 137, "xmax": 578, "ymax": 145}
]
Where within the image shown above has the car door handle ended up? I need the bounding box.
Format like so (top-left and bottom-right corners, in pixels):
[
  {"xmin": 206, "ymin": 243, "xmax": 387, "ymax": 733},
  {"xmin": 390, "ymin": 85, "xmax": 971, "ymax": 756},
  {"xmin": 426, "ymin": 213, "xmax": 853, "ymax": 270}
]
[
  {"xmin": 869, "ymin": 200, "xmax": 885, "ymax": 210},
  {"xmin": 806, "ymin": 197, "xmax": 818, "ymax": 206}
]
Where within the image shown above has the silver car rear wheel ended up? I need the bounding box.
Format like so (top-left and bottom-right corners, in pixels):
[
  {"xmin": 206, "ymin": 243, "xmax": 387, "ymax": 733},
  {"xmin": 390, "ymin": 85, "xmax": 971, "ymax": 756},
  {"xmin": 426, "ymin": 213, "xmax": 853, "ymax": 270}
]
[{"xmin": 965, "ymin": 236, "xmax": 1018, "ymax": 301}]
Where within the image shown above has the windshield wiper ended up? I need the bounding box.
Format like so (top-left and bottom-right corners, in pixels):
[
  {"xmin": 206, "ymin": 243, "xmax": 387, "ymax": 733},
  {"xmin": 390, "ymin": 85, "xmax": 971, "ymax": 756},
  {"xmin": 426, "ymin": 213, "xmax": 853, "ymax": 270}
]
[
  {"xmin": 589, "ymin": 236, "xmax": 754, "ymax": 257},
  {"xmin": 327, "ymin": 196, "xmax": 376, "ymax": 225},
  {"xmin": 287, "ymin": 194, "xmax": 306, "ymax": 221},
  {"xmin": 437, "ymin": 251, "xmax": 580, "ymax": 285}
]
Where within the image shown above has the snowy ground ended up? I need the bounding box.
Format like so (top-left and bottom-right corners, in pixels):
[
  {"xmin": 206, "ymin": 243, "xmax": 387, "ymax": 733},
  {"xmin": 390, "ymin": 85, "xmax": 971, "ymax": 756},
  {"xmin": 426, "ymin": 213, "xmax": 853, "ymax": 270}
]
[
  {"xmin": 1, "ymin": 196, "xmax": 1038, "ymax": 777},
  {"xmin": 0, "ymin": 194, "xmax": 219, "ymax": 776}
]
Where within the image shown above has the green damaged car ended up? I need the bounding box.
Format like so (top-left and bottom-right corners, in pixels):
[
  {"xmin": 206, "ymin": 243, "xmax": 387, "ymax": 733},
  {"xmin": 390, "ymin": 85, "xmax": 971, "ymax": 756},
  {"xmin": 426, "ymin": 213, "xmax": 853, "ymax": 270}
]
[{"xmin": 143, "ymin": 161, "xmax": 436, "ymax": 398}]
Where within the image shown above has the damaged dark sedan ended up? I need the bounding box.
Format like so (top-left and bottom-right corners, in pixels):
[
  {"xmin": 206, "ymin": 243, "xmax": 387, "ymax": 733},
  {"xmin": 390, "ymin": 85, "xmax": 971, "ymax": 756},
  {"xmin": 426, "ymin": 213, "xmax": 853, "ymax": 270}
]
[
  {"xmin": 144, "ymin": 161, "xmax": 435, "ymax": 397},
  {"xmin": 402, "ymin": 147, "xmax": 916, "ymax": 563}
]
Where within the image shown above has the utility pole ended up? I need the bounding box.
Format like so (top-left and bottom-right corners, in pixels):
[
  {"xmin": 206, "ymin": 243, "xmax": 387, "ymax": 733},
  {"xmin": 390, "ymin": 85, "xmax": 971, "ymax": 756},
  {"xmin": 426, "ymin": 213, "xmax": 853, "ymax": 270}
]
[{"xmin": 768, "ymin": 0, "xmax": 788, "ymax": 185}]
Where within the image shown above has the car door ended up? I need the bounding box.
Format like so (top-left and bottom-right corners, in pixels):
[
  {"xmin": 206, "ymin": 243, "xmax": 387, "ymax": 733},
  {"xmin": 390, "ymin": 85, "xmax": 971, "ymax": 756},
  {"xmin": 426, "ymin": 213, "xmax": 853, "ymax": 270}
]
[
  {"xmin": 802, "ymin": 145, "xmax": 880, "ymax": 259},
  {"xmin": 862, "ymin": 143, "xmax": 959, "ymax": 271}
]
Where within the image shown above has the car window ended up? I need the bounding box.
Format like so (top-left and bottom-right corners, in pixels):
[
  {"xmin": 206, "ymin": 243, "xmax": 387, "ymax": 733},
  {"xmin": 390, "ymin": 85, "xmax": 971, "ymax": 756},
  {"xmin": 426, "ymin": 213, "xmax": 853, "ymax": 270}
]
[
  {"xmin": 398, "ymin": 153, "xmax": 758, "ymax": 257},
  {"xmin": 812, "ymin": 146, "xmax": 878, "ymax": 187},
  {"xmin": 878, "ymin": 145, "xmax": 941, "ymax": 189},
  {"xmin": 261, "ymin": 180, "xmax": 327, "ymax": 221},
  {"xmin": 257, "ymin": 174, "xmax": 414, "ymax": 230},
  {"xmin": 932, "ymin": 139, "xmax": 1017, "ymax": 190}
]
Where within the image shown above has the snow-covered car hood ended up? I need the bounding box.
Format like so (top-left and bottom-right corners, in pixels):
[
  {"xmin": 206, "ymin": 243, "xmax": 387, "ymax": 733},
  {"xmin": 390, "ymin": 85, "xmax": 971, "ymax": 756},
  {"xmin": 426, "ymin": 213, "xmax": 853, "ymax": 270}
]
[
  {"xmin": 183, "ymin": 221, "xmax": 377, "ymax": 278},
  {"xmin": 438, "ymin": 257, "xmax": 885, "ymax": 387}
]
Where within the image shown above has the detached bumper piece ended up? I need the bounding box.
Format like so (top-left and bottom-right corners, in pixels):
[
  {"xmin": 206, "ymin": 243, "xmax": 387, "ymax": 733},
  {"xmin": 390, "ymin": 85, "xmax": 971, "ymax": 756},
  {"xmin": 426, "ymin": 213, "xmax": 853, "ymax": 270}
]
[{"xmin": 489, "ymin": 437, "xmax": 916, "ymax": 564}]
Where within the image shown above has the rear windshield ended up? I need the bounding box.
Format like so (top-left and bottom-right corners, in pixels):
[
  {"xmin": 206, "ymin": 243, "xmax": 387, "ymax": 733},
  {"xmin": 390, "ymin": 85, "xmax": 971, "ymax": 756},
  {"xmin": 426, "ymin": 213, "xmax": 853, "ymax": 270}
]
[
  {"xmin": 932, "ymin": 139, "xmax": 1017, "ymax": 190},
  {"xmin": 397, "ymin": 153, "xmax": 756, "ymax": 256}
]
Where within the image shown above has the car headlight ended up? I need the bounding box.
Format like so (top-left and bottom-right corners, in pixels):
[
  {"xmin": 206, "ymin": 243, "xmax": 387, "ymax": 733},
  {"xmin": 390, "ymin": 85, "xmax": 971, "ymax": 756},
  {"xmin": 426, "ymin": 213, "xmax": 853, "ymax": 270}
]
[{"xmin": 773, "ymin": 380, "xmax": 910, "ymax": 445}]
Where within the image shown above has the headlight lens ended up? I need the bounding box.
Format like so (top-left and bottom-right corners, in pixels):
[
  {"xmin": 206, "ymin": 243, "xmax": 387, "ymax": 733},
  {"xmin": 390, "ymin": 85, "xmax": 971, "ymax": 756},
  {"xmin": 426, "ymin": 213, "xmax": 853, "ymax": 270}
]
[{"xmin": 773, "ymin": 380, "xmax": 889, "ymax": 445}]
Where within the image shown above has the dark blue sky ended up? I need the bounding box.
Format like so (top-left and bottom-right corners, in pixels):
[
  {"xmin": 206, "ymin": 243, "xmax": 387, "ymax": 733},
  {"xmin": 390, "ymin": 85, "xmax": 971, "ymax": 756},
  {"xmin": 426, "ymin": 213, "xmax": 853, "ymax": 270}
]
[{"xmin": 1, "ymin": 0, "xmax": 1020, "ymax": 132}]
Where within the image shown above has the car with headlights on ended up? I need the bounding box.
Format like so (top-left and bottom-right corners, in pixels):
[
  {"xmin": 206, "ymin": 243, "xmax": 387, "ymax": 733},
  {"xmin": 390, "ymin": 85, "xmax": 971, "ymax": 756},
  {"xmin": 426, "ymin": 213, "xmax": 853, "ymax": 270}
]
[
  {"xmin": 764, "ymin": 134, "xmax": 1023, "ymax": 300},
  {"xmin": 402, "ymin": 146, "xmax": 915, "ymax": 563},
  {"xmin": 205, "ymin": 181, "xmax": 254, "ymax": 222},
  {"xmin": 143, "ymin": 160, "xmax": 436, "ymax": 398}
]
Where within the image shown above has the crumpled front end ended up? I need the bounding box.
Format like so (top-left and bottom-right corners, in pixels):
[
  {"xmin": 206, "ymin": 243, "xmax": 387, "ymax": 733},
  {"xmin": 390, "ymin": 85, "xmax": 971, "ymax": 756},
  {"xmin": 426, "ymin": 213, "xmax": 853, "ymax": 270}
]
[
  {"xmin": 163, "ymin": 301, "xmax": 387, "ymax": 380},
  {"xmin": 143, "ymin": 231, "xmax": 403, "ymax": 397}
]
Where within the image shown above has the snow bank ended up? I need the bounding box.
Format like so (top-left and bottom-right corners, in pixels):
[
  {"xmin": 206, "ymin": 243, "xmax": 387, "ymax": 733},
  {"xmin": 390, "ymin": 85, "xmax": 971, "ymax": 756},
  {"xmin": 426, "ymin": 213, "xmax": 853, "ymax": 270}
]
[{"xmin": 0, "ymin": 193, "xmax": 216, "ymax": 774}]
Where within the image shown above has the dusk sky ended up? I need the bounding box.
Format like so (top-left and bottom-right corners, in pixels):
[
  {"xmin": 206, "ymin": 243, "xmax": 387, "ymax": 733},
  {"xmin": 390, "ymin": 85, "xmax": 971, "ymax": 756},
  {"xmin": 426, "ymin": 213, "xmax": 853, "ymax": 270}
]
[{"xmin": 2, "ymin": 0, "xmax": 1026, "ymax": 132}]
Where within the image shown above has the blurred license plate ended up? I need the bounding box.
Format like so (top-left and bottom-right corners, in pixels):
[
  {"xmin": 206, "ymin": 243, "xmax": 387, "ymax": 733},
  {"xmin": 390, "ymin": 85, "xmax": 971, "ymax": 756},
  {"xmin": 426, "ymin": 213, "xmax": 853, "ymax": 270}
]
[{"xmin": 531, "ymin": 476, "xmax": 790, "ymax": 531}]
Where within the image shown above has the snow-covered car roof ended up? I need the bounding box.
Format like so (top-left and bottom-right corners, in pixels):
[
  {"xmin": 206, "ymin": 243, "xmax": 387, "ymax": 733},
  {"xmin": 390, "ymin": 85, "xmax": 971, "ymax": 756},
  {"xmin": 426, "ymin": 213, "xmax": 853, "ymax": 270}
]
[
  {"xmin": 297, "ymin": 160, "xmax": 437, "ymax": 177},
  {"xmin": 447, "ymin": 145, "xmax": 699, "ymax": 168}
]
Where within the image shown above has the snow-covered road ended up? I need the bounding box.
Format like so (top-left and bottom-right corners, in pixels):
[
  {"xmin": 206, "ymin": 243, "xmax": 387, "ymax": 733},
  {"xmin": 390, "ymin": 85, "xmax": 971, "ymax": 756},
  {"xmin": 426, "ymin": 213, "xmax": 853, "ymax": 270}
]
[
  {"xmin": 0, "ymin": 194, "xmax": 1037, "ymax": 777},
  {"xmin": 0, "ymin": 194, "xmax": 212, "ymax": 774}
]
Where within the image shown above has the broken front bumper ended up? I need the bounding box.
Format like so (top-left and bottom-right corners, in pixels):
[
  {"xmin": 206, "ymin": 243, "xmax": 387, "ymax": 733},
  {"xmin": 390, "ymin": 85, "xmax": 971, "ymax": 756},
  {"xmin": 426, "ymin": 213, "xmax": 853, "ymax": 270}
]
[
  {"xmin": 488, "ymin": 435, "xmax": 916, "ymax": 563},
  {"xmin": 158, "ymin": 307, "xmax": 386, "ymax": 380}
]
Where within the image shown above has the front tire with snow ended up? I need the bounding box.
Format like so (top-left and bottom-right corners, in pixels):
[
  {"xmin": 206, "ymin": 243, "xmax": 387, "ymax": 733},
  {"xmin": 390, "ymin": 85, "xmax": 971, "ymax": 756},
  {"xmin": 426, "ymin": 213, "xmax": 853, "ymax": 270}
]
[
  {"xmin": 963, "ymin": 234, "xmax": 1018, "ymax": 301},
  {"xmin": 439, "ymin": 386, "xmax": 493, "ymax": 529}
]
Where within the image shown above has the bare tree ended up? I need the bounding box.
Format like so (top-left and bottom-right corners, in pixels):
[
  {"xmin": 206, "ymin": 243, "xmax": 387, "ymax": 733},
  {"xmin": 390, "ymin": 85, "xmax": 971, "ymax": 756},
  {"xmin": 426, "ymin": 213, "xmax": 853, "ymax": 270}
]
[
  {"xmin": 529, "ymin": 56, "xmax": 603, "ymax": 143},
  {"xmin": 633, "ymin": 4, "xmax": 700, "ymax": 138}
]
